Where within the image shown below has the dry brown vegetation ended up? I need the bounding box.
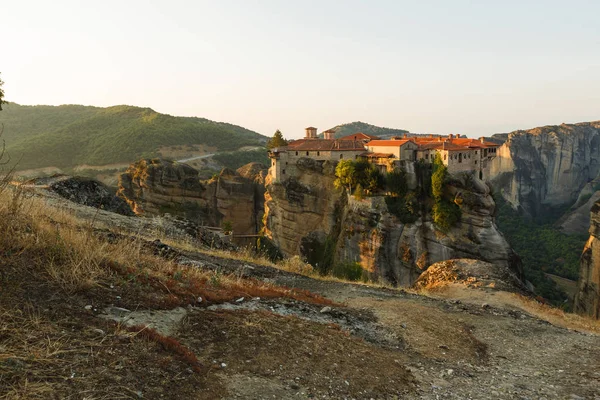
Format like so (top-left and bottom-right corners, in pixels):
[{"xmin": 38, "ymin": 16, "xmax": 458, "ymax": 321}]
[{"xmin": 0, "ymin": 188, "xmax": 338, "ymax": 398}]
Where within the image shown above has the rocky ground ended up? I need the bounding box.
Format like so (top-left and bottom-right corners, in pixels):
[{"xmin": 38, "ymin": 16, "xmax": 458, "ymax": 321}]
[{"xmin": 2, "ymin": 182, "xmax": 599, "ymax": 399}]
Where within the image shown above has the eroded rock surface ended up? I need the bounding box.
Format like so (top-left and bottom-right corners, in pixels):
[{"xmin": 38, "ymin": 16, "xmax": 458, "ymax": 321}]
[
  {"xmin": 574, "ymin": 200, "xmax": 600, "ymax": 319},
  {"xmin": 490, "ymin": 121, "xmax": 600, "ymax": 217},
  {"xmin": 413, "ymin": 258, "xmax": 527, "ymax": 293},
  {"xmin": 25, "ymin": 175, "xmax": 134, "ymax": 216},
  {"xmin": 117, "ymin": 159, "xmax": 266, "ymax": 234}
]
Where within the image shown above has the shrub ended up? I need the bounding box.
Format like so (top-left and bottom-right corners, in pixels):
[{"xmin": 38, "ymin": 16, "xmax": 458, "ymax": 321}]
[
  {"xmin": 386, "ymin": 170, "xmax": 407, "ymax": 196},
  {"xmin": 331, "ymin": 261, "xmax": 365, "ymax": 281},
  {"xmin": 432, "ymin": 200, "xmax": 461, "ymax": 232}
]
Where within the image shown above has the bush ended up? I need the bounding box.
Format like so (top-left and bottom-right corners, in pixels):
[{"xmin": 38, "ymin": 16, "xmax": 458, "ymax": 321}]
[
  {"xmin": 432, "ymin": 200, "xmax": 461, "ymax": 231},
  {"xmin": 385, "ymin": 194, "xmax": 418, "ymax": 223},
  {"xmin": 331, "ymin": 262, "xmax": 365, "ymax": 281},
  {"xmin": 386, "ymin": 170, "xmax": 407, "ymax": 196}
]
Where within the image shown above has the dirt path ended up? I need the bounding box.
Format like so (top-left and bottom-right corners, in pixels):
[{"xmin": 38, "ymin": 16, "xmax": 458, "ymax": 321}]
[{"xmin": 178, "ymin": 251, "xmax": 600, "ymax": 399}]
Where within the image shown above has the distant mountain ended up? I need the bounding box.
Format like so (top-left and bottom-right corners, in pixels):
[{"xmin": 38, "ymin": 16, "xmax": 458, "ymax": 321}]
[
  {"xmin": 319, "ymin": 121, "xmax": 410, "ymax": 139},
  {"xmin": 0, "ymin": 103, "xmax": 267, "ymax": 171}
]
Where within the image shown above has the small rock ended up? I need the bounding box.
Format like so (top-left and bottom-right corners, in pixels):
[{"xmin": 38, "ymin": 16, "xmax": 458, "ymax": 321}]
[
  {"xmin": 221, "ymin": 363, "xmax": 227, "ymax": 368},
  {"xmin": 236, "ymin": 297, "xmax": 245, "ymax": 303},
  {"xmin": 197, "ymin": 296, "xmax": 203, "ymax": 303},
  {"xmin": 447, "ymin": 369, "xmax": 454, "ymax": 376},
  {"xmin": 291, "ymin": 383, "xmax": 300, "ymax": 390},
  {"xmin": 482, "ymin": 303, "xmax": 490, "ymax": 309},
  {"xmin": 438, "ymin": 344, "xmax": 449, "ymax": 350},
  {"xmin": 84, "ymin": 305, "xmax": 93, "ymax": 310},
  {"xmin": 92, "ymin": 328, "xmax": 105, "ymax": 335},
  {"xmin": 320, "ymin": 306, "xmax": 332, "ymax": 313},
  {"xmin": 400, "ymin": 323, "xmax": 407, "ymax": 329}
]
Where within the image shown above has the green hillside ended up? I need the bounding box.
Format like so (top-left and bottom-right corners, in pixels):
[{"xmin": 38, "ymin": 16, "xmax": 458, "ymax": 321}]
[
  {"xmin": 0, "ymin": 103, "xmax": 266, "ymax": 170},
  {"xmin": 320, "ymin": 121, "xmax": 410, "ymax": 139}
]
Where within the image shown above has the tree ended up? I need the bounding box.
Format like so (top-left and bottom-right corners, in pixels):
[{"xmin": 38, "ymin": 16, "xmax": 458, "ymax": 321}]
[
  {"xmin": 266, "ymin": 130, "xmax": 288, "ymax": 149},
  {"xmin": 431, "ymin": 153, "xmax": 446, "ymax": 200},
  {"xmin": 334, "ymin": 159, "xmax": 357, "ymax": 193},
  {"xmin": 386, "ymin": 170, "xmax": 407, "ymax": 196},
  {"xmin": 0, "ymin": 72, "xmax": 5, "ymax": 110}
]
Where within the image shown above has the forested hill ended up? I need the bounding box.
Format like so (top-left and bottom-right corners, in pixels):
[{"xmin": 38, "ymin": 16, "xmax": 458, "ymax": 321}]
[
  {"xmin": 319, "ymin": 121, "xmax": 410, "ymax": 139},
  {"xmin": 0, "ymin": 103, "xmax": 266, "ymax": 170}
]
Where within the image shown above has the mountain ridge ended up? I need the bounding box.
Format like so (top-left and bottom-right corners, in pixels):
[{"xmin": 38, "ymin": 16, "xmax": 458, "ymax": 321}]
[{"xmin": 0, "ymin": 102, "xmax": 267, "ymax": 171}]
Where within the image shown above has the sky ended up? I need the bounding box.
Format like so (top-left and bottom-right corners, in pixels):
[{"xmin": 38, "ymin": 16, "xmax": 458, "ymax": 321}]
[{"xmin": 2, "ymin": 0, "xmax": 600, "ymax": 139}]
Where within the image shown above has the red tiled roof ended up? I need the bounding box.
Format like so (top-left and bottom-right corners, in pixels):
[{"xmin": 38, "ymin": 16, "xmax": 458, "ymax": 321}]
[
  {"xmin": 339, "ymin": 132, "xmax": 380, "ymax": 141},
  {"xmin": 284, "ymin": 139, "xmax": 366, "ymax": 151},
  {"xmin": 367, "ymin": 139, "xmax": 412, "ymax": 147}
]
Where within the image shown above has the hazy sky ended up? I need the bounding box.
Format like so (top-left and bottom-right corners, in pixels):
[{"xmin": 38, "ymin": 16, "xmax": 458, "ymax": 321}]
[{"xmin": 3, "ymin": 0, "xmax": 600, "ymax": 139}]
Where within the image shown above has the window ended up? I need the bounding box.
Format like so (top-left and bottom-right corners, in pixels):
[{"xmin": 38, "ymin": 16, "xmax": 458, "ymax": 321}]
[
  {"xmin": 426, "ymin": 153, "xmax": 429, "ymax": 159},
  {"xmin": 295, "ymin": 151, "xmax": 298, "ymax": 156},
  {"xmin": 475, "ymin": 150, "xmax": 478, "ymax": 155},
  {"xmin": 317, "ymin": 151, "xmax": 320, "ymax": 156},
  {"xmin": 340, "ymin": 154, "xmax": 344, "ymax": 159},
  {"xmin": 475, "ymin": 160, "xmax": 477, "ymax": 164},
  {"xmin": 282, "ymin": 169, "xmax": 286, "ymax": 175},
  {"xmin": 444, "ymin": 154, "xmax": 447, "ymax": 160},
  {"xmin": 285, "ymin": 162, "xmax": 288, "ymax": 165},
  {"xmin": 306, "ymin": 151, "xmax": 309, "ymax": 156}
]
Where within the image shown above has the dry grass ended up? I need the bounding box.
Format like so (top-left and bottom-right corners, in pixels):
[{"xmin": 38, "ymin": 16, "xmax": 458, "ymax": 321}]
[
  {"xmin": 417, "ymin": 284, "xmax": 600, "ymax": 334},
  {"xmin": 0, "ymin": 187, "xmax": 336, "ymax": 397},
  {"xmin": 124, "ymin": 325, "xmax": 203, "ymax": 374}
]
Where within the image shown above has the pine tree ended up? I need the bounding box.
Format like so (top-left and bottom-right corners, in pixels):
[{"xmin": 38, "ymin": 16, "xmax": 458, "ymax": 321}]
[{"xmin": 266, "ymin": 130, "xmax": 288, "ymax": 149}]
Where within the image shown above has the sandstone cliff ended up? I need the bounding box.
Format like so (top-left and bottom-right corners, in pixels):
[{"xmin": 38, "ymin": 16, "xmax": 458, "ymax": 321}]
[
  {"xmin": 573, "ymin": 200, "xmax": 600, "ymax": 319},
  {"xmin": 489, "ymin": 121, "xmax": 600, "ymax": 218},
  {"xmin": 264, "ymin": 158, "xmax": 521, "ymax": 286},
  {"xmin": 117, "ymin": 159, "xmax": 266, "ymax": 235}
]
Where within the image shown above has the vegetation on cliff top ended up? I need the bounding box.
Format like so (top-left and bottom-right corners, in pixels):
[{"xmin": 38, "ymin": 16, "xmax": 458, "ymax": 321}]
[
  {"xmin": 0, "ymin": 102, "xmax": 266, "ymax": 170},
  {"xmin": 431, "ymin": 154, "xmax": 461, "ymax": 231}
]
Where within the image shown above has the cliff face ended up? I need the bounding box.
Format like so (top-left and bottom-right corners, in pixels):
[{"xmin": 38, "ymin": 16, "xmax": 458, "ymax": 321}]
[
  {"xmin": 489, "ymin": 121, "xmax": 600, "ymax": 217},
  {"xmin": 573, "ymin": 200, "xmax": 600, "ymax": 319},
  {"xmin": 264, "ymin": 158, "xmax": 522, "ymax": 286},
  {"xmin": 117, "ymin": 159, "xmax": 266, "ymax": 235},
  {"xmin": 263, "ymin": 158, "xmax": 344, "ymax": 256}
]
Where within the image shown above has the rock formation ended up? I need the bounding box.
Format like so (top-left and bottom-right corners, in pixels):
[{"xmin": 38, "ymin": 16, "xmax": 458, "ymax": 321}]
[
  {"xmin": 573, "ymin": 200, "xmax": 600, "ymax": 319},
  {"xmin": 489, "ymin": 121, "xmax": 600, "ymax": 218},
  {"xmin": 413, "ymin": 258, "xmax": 527, "ymax": 293},
  {"xmin": 264, "ymin": 158, "xmax": 522, "ymax": 286},
  {"xmin": 117, "ymin": 159, "xmax": 266, "ymax": 235},
  {"xmin": 26, "ymin": 175, "xmax": 134, "ymax": 216}
]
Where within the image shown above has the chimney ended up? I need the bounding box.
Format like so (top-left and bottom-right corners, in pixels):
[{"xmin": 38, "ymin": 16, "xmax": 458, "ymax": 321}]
[
  {"xmin": 449, "ymin": 134, "xmax": 454, "ymax": 139},
  {"xmin": 403, "ymin": 134, "xmax": 408, "ymax": 139},
  {"xmin": 479, "ymin": 136, "xmax": 485, "ymax": 143},
  {"xmin": 305, "ymin": 127, "xmax": 317, "ymax": 139},
  {"xmin": 324, "ymin": 130, "xmax": 335, "ymax": 140}
]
